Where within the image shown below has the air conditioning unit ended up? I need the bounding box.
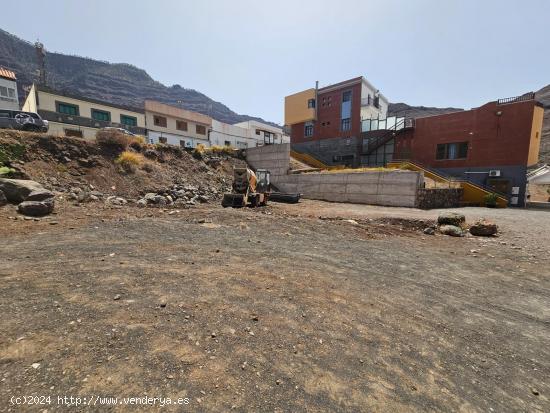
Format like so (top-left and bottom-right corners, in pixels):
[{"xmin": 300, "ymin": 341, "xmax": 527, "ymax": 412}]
[{"xmin": 489, "ymin": 170, "xmax": 501, "ymax": 177}]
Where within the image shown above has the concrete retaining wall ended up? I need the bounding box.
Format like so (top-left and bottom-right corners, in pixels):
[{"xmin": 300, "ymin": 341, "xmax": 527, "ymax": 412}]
[
  {"xmin": 246, "ymin": 143, "xmax": 423, "ymax": 207},
  {"xmin": 246, "ymin": 143, "xmax": 290, "ymax": 178},
  {"xmin": 275, "ymin": 170, "xmax": 422, "ymax": 207}
]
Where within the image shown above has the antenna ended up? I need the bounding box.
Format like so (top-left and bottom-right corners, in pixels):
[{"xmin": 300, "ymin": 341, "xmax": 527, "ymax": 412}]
[{"xmin": 35, "ymin": 40, "xmax": 46, "ymax": 85}]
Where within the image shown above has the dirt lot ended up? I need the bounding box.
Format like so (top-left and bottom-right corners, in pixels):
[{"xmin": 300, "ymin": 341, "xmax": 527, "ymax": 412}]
[{"xmin": 1, "ymin": 200, "xmax": 549, "ymax": 412}]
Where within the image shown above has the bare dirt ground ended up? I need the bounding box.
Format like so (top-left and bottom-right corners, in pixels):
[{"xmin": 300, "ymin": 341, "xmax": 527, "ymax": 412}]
[{"xmin": 1, "ymin": 199, "xmax": 549, "ymax": 412}]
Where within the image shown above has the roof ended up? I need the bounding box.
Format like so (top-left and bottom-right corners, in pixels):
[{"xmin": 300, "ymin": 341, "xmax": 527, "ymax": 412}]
[
  {"xmin": 144, "ymin": 100, "xmax": 211, "ymax": 125},
  {"xmin": 36, "ymin": 84, "xmax": 144, "ymax": 114},
  {"xmin": 0, "ymin": 67, "xmax": 16, "ymax": 81}
]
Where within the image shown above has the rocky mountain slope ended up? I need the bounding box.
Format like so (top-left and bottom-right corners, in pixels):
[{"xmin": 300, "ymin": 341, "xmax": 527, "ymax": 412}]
[{"xmin": 0, "ymin": 28, "xmax": 273, "ymax": 126}]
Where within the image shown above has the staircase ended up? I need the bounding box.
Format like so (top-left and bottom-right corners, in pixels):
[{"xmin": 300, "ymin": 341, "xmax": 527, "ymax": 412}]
[
  {"xmin": 361, "ymin": 118, "xmax": 414, "ymax": 157},
  {"xmin": 387, "ymin": 160, "xmax": 508, "ymax": 207},
  {"xmin": 290, "ymin": 150, "xmax": 344, "ymax": 170}
]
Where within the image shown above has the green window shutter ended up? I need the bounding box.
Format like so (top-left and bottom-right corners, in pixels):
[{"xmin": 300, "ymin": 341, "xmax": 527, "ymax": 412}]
[
  {"xmin": 57, "ymin": 102, "xmax": 79, "ymax": 116},
  {"xmin": 120, "ymin": 115, "xmax": 137, "ymax": 127},
  {"xmin": 92, "ymin": 109, "xmax": 111, "ymax": 122}
]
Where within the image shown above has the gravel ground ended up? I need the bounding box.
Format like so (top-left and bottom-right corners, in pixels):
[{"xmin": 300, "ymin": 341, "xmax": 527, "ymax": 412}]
[{"xmin": 1, "ymin": 201, "xmax": 549, "ymax": 412}]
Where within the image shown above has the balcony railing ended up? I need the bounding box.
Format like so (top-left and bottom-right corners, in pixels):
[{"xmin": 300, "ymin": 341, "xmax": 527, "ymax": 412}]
[
  {"xmin": 361, "ymin": 116, "xmax": 414, "ymax": 133},
  {"xmin": 38, "ymin": 110, "xmax": 147, "ymax": 135},
  {"xmin": 497, "ymin": 92, "xmax": 535, "ymax": 105}
]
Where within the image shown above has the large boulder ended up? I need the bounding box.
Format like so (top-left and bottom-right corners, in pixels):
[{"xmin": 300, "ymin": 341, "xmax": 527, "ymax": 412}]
[
  {"xmin": 17, "ymin": 199, "xmax": 54, "ymax": 217},
  {"xmin": 26, "ymin": 189, "xmax": 55, "ymax": 202},
  {"xmin": 0, "ymin": 178, "xmax": 45, "ymax": 203},
  {"xmin": 437, "ymin": 212, "xmax": 466, "ymax": 227},
  {"xmin": 439, "ymin": 225, "xmax": 464, "ymax": 237},
  {"xmin": 469, "ymin": 219, "xmax": 498, "ymax": 236},
  {"xmin": 0, "ymin": 189, "xmax": 7, "ymax": 207}
]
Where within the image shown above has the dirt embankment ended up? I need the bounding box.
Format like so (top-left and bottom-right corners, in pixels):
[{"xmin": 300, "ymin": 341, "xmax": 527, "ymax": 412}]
[{"xmin": 0, "ymin": 130, "xmax": 245, "ymax": 200}]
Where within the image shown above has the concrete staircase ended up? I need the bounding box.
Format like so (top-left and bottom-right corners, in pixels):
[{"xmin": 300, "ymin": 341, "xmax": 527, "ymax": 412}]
[{"xmin": 387, "ymin": 160, "xmax": 508, "ymax": 207}]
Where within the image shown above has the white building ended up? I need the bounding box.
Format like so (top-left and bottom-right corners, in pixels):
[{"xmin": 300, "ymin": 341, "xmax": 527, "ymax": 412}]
[
  {"xmin": 233, "ymin": 120, "xmax": 290, "ymax": 145},
  {"xmin": 209, "ymin": 120, "xmax": 255, "ymax": 149},
  {"xmin": 0, "ymin": 67, "xmax": 19, "ymax": 111}
]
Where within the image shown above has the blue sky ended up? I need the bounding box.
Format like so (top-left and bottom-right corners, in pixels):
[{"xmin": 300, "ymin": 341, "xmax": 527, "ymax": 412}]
[{"xmin": 3, "ymin": 0, "xmax": 549, "ymax": 124}]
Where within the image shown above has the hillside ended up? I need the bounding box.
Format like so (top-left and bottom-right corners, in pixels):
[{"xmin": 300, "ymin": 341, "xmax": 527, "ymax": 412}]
[{"xmin": 0, "ymin": 28, "xmax": 274, "ymax": 126}]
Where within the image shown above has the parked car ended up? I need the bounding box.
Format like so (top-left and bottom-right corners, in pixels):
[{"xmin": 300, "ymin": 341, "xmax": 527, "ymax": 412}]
[
  {"xmin": 0, "ymin": 109, "xmax": 49, "ymax": 132},
  {"xmin": 100, "ymin": 127, "xmax": 135, "ymax": 136}
]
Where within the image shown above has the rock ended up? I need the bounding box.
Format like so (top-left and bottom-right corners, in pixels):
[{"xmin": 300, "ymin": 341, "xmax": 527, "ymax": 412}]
[
  {"xmin": 439, "ymin": 225, "xmax": 464, "ymax": 237},
  {"xmin": 531, "ymin": 387, "xmax": 540, "ymax": 396},
  {"xmin": 113, "ymin": 294, "xmax": 121, "ymax": 301},
  {"xmin": 26, "ymin": 189, "xmax": 54, "ymax": 202},
  {"xmin": 17, "ymin": 199, "xmax": 54, "ymax": 217},
  {"xmin": 437, "ymin": 212, "xmax": 466, "ymax": 227},
  {"xmin": 0, "ymin": 178, "xmax": 45, "ymax": 203},
  {"xmin": 137, "ymin": 199, "xmax": 147, "ymax": 208},
  {"xmin": 469, "ymin": 219, "xmax": 498, "ymax": 236},
  {"xmin": 423, "ymin": 227, "xmax": 435, "ymax": 235},
  {"xmin": 0, "ymin": 189, "xmax": 6, "ymax": 207}
]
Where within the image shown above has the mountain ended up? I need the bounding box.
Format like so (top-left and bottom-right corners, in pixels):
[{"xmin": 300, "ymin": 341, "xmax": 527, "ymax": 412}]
[
  {"xmin": 390, "ymin": 87, "xmax": 550, "ymax": 166},
  {"xmin": 0, "ymin": 28, "xmax": 275, "ymax": 126},
  {"xmin": 388, "ymin": 102, "xmax": 463, "ymax": 118}
]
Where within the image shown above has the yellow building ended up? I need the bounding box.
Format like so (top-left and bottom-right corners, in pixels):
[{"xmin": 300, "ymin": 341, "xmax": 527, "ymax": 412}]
[
  {"xmin": 144, "ymin": 100, "xmax": 212, "ymax": 148},
  {"xmin": 22, "ymin": 84, "xmax": 146, "ymax": 140}
]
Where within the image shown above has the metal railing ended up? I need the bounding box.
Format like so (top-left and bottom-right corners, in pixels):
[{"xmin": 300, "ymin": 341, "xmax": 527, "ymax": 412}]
[
  {"xmin": 38, "ymin": 110, "xmax": 147, "ymax": 135},
  {"xmin": 497, "ymin": 92, "xmax": 535, "ymax": 105},
  {"xmin": 361, "ymin": 116, "xmax": 414, "ymax": 133}
]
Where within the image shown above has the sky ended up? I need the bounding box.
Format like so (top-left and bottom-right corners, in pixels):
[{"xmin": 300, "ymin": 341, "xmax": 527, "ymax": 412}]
[{"xmin": 3, "ymin": 0, "xmax": 549, "ymax": 124}]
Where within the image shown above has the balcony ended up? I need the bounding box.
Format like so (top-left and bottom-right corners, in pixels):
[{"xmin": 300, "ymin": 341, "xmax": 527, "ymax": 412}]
[
  {"xmin": 38, "ymin": 110, "xmax": 147, "ymax": 135},
  {"xmin": 361, "ymin": 116, "xmax": 414, "ymax": 133}
]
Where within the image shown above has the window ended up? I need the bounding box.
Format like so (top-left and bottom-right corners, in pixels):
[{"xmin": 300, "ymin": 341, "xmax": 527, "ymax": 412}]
[
  {"xmin": 176, "ymin": 120, "xmax": 188, "ymax": 131},
  {"xmin": 307, "ymin": 98, "xmax": 316, "ymax": 108},
  {"xmin": 342, "ymin": 91, "xmax": 352, "ymax": 102},
  {"xmin": 224, "ymin": 140, "xmax": 231, "ymax": 146},
  {"xmin": 436, "ymin": 142, "xmax": 468, "ymax": 160},
  {"xmin": 91, "ymin": 109, "xmax": 111, "ymax": 122},
  {"xmin": 64, "ymin": 129, "xmax": 83, "ymax": 138},
  {"xmin": 154, "ymin": 115, "xmax": 167, "ymax": 127},
  {"xmin": 56, "ymin": 102, "xmax": 79, "ymax": 116},
  {"xmin": 341, "ymin": 118, "xmax": 351, "ymax": 131},
  {"xmin": 120, "ymin": 114, "xmax": 137, "ymax": 127},
  {"xmin": 196, "ymin": 124, "xmax": 206, "ymax": 135},
  {"xmin": 159, "ymin": 136, "xmax": 167, "ymax": 144},
  {"xmin": 0, "ymin": 86, "xmax": 7, "ymax": 97},
  {"xmin": 8, "ymin": 88, "xmax": 15, "ymax": 98},
  {"xmin": 304, "ymin": 122, "xmax": 314, "ymax": 137},
  {"xmin": 255, "ymin": 129, "xmax": 260, "ymax": 135}
]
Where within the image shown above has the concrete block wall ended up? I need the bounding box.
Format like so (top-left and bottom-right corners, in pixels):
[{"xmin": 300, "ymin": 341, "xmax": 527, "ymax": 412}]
[{"xmin": 246, "ymin": 143, "xmax": 290, "ymax": 178}]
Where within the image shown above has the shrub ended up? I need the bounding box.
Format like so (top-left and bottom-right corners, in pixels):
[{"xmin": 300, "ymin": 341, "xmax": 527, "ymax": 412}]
[
  {"xmin": 0, "ymin": 166, "xmax": 16, "ymax": 176},
  {"xmin": 484, "ymin": 192, "xmax": 499, "ymax": 207},
  {"xmin": 129, "ymin": 135, "xmax": 146, "ymax": 151},
  {"xmin": 115, "ymin": 151, "xmax": 144, "ymax": 172},
  {"xmin": 209, "ymin": 145, "xmax": 234, "ymax": 155},
  {"xmin": 96, "ymin": 129, "xmax": 132, "ymax": 149}
]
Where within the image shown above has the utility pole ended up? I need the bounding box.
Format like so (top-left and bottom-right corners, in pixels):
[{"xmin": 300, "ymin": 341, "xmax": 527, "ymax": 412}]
[{"xmin": 35, "ymin": 41, "xmax": 46, "ymax": 86}]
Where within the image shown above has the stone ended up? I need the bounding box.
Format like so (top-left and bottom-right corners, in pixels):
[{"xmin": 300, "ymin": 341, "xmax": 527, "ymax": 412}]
[
  {"xmin": 0, "ymin": 178, "xmax": 45, "ymax": 203},
  {"xmin": 439, "ymin": 225, "xmax": 464, "ymax": 237},
  {"xmin": 423, "ymin": 227, "xmax": 435, "ymax": 235},
  {"xmin": 113, "ymin": 294, "xmax": 121, "ymax": 301},
  {"xmin": 26, "ymin": 189, "xmax": 55, "ymax": 202},
  {"xmin": 17, "ymin": 200, "xmax": 54, "ymax": 217},
  {"xmin": 137, "ymin": 199, "xmax": 147, "ymax": 208},
  {"xmin": 0, "ymin": 189, "xmax": 6, "ymax": 207},
  {"xmin": 469, "ymin": 219, "xmax": 498, "ymax": 236},
  {"xmin": 437, "ymin": 212, "xmax": 466, "ymax": 227}
]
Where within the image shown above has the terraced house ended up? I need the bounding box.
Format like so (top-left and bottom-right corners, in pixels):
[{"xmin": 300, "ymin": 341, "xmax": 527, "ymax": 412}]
[
  {"xmin": 144, "ymin": 100, "xmax": 211, "ymax": 148},
  {"xmin": 22, "ymin": 84, "xmax": 146, "ymax": 139}
]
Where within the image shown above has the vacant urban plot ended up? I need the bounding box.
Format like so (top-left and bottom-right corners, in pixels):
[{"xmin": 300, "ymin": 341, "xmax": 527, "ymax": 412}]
[{"xmin": 1, "ymin": 201, "xmax": 549, "ymax": 412}]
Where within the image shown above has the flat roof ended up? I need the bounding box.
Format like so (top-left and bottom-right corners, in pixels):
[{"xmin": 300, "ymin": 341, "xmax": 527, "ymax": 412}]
[{"xmin": 36, "ymin": 84, "xmax": 144, "ymax": 114}]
